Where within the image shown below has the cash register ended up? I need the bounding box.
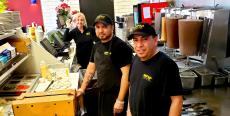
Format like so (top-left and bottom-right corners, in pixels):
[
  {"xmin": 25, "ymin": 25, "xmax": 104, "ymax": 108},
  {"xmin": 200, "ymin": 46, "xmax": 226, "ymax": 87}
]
[{"xmin": 40, "ymin": 38, "xmax": 69, "ymax": 62}]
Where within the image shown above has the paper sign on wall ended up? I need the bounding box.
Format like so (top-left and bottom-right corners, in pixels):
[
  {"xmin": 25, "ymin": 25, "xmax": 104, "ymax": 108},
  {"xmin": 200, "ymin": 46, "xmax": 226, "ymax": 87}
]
[{"xmin": 143, "ymin": 7, "xmax": 151, "ymax": 19}]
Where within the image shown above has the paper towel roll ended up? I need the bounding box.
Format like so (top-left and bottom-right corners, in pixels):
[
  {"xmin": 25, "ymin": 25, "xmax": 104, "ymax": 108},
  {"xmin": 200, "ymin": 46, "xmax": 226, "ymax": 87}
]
[
  {"xmin": 179, "ymin": 19, "xmax": 203, "ymax": 56},
  {"xmin": 160, "ymin": 17, "xmax": 167, "ymax": 42},
  {"xmin": 166, "ymin": 17, "xmax": 181, "ymax": 48}
]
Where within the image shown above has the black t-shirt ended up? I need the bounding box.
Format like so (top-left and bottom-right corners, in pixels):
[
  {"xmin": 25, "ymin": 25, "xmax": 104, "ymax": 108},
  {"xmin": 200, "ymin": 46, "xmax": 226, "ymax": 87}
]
[
  {"xmin": 90, "ymin": 36, "xmax": 133, "ymax": 68},
  {"xmin": 63, "ymin": 26, "xmax": 99, "ymax": 68},
  {"xmin": 129, "ymin": 51, "xmax": 183, "ymax": 116}
]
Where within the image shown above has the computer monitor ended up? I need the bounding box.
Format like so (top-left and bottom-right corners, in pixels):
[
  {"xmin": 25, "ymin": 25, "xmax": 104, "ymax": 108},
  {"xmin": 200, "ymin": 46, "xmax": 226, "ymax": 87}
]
[
  {"xmin": 40, "ymin": 38, "xmax": 58, "ymax": 57},
  {"xmin": 56, "ymin": 30, "xmax": 64, "ymax": 39},
  {"xmin": 56, "ymin": 30, "xmax": 71, "ymax": 44},
  {"xmin": 53, "ymin": 33, "xmax": 65, "ymax": 50}
]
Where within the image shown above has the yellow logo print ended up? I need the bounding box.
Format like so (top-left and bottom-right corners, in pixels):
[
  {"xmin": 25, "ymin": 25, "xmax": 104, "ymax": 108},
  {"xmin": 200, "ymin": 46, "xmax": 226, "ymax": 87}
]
[
  {"xmin": 86, "ymin": 32, "xmax": 90, "ymax": 35},
  {"xmin": 104, "ymin": 51, "xmax": 112, "ymax": 56},
  {"xmin": 97, "ymin": 15, "xmax": 105, "ymax": 20},
  {"xmin": 143, "ymin": 73, "xmax": 152, "ymax": 82},
  {"xmin": 134, "ymin": 24, "xmax": 144, "ymax": 30}
]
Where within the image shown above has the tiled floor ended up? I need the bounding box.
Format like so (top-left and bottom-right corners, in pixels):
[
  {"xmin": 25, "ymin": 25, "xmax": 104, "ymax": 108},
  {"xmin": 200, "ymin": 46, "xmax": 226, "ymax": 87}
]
[{"xmin": 185, "ymin": 87, "xmax": 230, "ymax": 116}]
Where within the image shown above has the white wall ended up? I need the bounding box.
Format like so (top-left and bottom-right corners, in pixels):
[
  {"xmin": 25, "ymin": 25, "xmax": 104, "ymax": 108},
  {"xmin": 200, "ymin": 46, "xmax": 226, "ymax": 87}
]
[
  {"xmin": 40, "ymin": 0, "xmax": 79, "ymax": 32},
  {"xmin": 114, "ymin": 0, "xmax": 138, "ymax": 16},
  {"xmin": 114, "ymin": 0, "xmax": 138, "ymax": 40},
  {"xmin": 40, "ymin": 0, "xmax": 138, "ymax": 40},
  {"xmin": 40, "ymin": 0, "xmax": 230, "ymax": 33},
  {"xmin": 175, "ymin": 0, "xmax": 230, "ymax": 8}
]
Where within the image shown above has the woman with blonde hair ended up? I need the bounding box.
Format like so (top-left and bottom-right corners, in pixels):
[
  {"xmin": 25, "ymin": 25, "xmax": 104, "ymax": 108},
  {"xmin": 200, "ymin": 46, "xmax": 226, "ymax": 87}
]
[
  {"xmin": 63, "ymin": 12, "xmax": 99, "ymax": 69},
  {"xmin": 70, "ymin": 12, "xmax": 87, "ymax": 29}
]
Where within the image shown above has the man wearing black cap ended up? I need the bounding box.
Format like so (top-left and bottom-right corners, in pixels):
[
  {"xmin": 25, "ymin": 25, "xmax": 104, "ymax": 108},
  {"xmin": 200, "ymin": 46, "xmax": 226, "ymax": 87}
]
[
  {"xmin": 77, "ymin": 14, "xmax": 133, "ymax": 116},
  {"xmin": 127, "ymin": 23, "xmax": 183, "ymax": 116}
]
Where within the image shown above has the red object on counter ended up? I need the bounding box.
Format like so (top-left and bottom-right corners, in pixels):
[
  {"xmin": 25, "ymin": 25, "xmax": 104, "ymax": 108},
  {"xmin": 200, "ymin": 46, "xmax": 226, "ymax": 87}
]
[
  {"xmin": 140, "ymin": 2, "xmax": 168, "ymax": 24},
  {"xmin": 16, "ymin": 85, "xmax": 29, "ymax": 91}
]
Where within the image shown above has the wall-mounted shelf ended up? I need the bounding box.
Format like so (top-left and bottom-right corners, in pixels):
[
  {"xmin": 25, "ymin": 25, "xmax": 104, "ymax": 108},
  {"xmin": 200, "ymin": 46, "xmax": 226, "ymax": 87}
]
[
  {"xmin": 0, "ymin": 30, "xmax": 16, "ymax": 41},
  {"xmin": 0, "ymin": 54, "xmax": 30, "ymax": 85}
]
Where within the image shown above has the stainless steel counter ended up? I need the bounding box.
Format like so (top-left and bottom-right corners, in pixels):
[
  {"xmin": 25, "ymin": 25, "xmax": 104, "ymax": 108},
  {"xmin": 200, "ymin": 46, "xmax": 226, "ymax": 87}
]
[{"xmin": 185, "ymin": 87, "xmax": 230, "ymax": 116}]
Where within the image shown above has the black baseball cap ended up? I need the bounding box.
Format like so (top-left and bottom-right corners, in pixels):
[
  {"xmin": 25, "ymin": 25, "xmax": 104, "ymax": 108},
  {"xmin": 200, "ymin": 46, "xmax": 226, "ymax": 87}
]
[
  {"xmin": 93, "ymin": 14, "xmax": 113, "ymax": 26},
  {"xmin": 128, "ymin": 23, "xmax": 157, "ymax": 40}
]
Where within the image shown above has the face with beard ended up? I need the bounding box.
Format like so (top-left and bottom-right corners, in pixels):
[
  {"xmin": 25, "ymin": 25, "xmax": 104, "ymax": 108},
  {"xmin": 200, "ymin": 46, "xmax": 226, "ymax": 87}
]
[{"xmin": 95, "ymin": 23, "xmax": 113, "ymax": 43}]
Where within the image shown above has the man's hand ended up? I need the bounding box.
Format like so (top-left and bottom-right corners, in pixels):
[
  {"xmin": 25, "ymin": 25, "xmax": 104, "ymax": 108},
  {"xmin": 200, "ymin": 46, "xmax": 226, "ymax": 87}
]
[
  {"xmin": 127, "ymin": 109, "xmax": 132, "ymax": 116},
  {"xmin": 76, "ymin": 88, "xmax": 85, "ymax": 97},
  {"xmin": 113, "ymin": 99, "xmax": 124, "ymax": 115}
]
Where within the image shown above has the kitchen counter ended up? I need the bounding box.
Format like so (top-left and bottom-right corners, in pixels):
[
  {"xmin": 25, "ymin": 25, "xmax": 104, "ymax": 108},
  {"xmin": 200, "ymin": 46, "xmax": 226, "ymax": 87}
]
[{"xmin": 184, "ymin": 87, "xmax": 230, "ymax": 116}]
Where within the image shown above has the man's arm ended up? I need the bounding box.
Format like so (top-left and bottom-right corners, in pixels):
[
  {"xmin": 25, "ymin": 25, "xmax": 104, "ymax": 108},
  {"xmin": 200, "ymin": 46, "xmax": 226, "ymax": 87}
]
[
  {"xmin": 113, "ymin": 64, "xmax": 130, "ymax": 114},
  {"xmin": 169, "ymin": 95, "xmax": 183, "ymax": 116},
  {"xmin": 77, "ymin": 62, "xmax": 96, "ymax": 96},
  {"xmin": 126, "ymin": 88, "xmax": 132, "ymax": 116}
]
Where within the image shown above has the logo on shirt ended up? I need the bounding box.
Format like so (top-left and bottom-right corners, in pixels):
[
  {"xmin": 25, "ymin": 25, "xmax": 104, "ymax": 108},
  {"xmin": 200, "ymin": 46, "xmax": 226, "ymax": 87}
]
[
  {"xmin": 104, "ymin": 51, "xmax": 112, "ymax": 56},
  {"xmin": 143, "ymin": 73, "xmax": 152, "ymax": 82},
  {"xmin": 86, "ymin": 32, "xmax": 91, "ymax": 36}
]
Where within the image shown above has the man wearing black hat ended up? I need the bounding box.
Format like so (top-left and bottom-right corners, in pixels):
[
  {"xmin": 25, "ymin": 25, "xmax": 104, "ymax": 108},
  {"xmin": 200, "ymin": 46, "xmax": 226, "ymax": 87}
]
[
  {"xmin": 127, "ymin": 23, "xmax": 183, "ymax": 116},
  {"xmin": 77, "ymin": 14, "xmax": 133, "ymax": 116}
]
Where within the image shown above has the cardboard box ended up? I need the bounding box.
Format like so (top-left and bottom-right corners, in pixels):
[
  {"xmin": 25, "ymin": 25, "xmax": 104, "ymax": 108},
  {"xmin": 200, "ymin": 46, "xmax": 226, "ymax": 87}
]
[
  {"xmin": 0, "ymin": 42, "xmax": 12, "ymax": 53},
  {"xmin": 7, "ymin": 46, "xmax": 16, "ymax": 58},
  {"xmin": 12, "ymin": 89, "xmax": 77, "ymax": 116},
  {"xmin": 7, "ymin": 38, "xmax": 31, "ymax": 54}
]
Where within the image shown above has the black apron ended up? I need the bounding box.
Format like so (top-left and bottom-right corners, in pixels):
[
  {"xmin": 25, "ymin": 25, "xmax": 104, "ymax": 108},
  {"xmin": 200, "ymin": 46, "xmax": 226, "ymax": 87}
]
[
  {"xmin": 94, "ymin": 40, "xmax": 121, "ymax": 92},
  {"xmin": 94, "ymin": 39, "xmax": 124, "ymax": 116}
]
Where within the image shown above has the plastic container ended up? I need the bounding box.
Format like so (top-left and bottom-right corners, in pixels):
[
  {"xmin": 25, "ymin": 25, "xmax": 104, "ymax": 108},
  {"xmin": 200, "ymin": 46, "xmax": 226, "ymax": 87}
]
[
  {"xmin": 35, "ymin": 26, "xmax": 44, "ymax": 43},
  {"xmin": 29, "ymin": 27, "xmax": 36, "ymax": 41},
  {"xmin": 29, "ymin": 22, "xmax": 36, "ymax": 41},
  {"xmin": 47, "ymin": 63, "xmax": 70, "ymax": 78},
  {"xmin": 40, "ymin": 60, "xmax": 48, "ymax": 79}
]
